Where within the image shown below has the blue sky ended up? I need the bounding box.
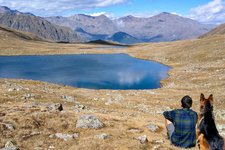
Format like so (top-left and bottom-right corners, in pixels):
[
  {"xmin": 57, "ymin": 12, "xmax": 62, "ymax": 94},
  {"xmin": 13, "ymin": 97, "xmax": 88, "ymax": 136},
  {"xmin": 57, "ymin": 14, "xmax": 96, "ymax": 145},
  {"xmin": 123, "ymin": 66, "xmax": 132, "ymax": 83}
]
[
  {"xmin": 0, "ymin": 0, "xmax": 224, "ymax": 24},
  {"xmin": 77, "ymin": 0, "xmax": 211, "ymax": 17}
]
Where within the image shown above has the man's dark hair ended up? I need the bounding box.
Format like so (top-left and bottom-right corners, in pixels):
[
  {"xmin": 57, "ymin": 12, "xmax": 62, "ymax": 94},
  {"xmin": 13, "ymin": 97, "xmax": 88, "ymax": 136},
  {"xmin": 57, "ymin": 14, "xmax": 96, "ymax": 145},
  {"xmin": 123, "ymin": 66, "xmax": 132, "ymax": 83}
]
[{"xmin": 181, "ymin": 95, "xmax": 192, "ymax": 108}]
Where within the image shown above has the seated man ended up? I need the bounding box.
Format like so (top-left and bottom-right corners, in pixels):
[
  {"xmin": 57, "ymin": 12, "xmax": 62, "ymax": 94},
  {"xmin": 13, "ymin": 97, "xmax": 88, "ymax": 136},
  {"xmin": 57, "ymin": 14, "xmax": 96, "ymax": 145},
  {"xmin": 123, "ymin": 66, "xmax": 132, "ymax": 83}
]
[{"xmin": 163, "ymin": 95, "xmax": 198, "ymax": 148}]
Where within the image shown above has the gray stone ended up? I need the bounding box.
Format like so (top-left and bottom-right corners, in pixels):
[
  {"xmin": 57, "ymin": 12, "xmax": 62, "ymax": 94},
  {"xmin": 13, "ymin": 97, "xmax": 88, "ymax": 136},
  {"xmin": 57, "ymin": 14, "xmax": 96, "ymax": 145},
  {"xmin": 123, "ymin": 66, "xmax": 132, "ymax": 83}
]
[
  {"xmin": 217, "ymin": 124, "xmax": 225, "ymax": 136},
  {"xmin": 153, "ymin": 139, "xmax": 164, "ymax": 144},
  {"xmin": 74, "ymin": 104, "xmax": 86, "ymax": 110},
  {"xmin": 152, "ymin": 145, "xmax": 161, "ymax": 150},
  {"xmin": 49, "ymin": 134, "xmax": 55, "ymax": 138},
  {"xmin": 22, "ymin": 93, "xmax": 35, "ymax": 100},
  {"xmin": 48, "ymin": 103, "xmax": 63, "ymax": 111},
  {"xmin": 0, "ymin": 141, "xmax": 18, "ymax": 150},
  {"xmin": 3, "ymin": 123, "xmax": 15, "ymax": 131},
  {"xmin": 216, "ymin": 110, "xmax": 225, "ymax": 120},
  {"xmin": 61, "ymin": 95, "xmax": 75, "ymax": 102},
  {"xmin": 7, "ymin": 85, "xmax": 24, "ymax": 92},
  {"xmin": 76, "ymin": 115, "xmax": 104, "ymax": 129},
  {"xmin": 23, "ymin": 102, "xmax": 40, "ymax": 108},
  {"xmin": 136, "ymin": 135, "xmax": 148, "ymax": 144},
  {"xmin": 55, "ymin": 133, "xmax": 79, "ymax": 141},
  {"xmin": 147, "ymin": 124, "xmax": 159, "ymax": 132},
  {"xmin": 127, "ymin": 128, "xmax": 143, "ymax": 133},
  {"xmin": 95, "ymin": 133, "xmax": 109, "ymax": 139}
]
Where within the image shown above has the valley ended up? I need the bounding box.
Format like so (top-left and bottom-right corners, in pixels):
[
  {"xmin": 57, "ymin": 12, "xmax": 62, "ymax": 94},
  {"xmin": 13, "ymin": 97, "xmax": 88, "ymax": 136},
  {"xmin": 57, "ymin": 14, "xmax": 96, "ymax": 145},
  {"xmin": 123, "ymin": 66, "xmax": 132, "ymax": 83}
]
[{"xmin": 0, "ymin": 23, "xmax": 225, "ymax": 149}]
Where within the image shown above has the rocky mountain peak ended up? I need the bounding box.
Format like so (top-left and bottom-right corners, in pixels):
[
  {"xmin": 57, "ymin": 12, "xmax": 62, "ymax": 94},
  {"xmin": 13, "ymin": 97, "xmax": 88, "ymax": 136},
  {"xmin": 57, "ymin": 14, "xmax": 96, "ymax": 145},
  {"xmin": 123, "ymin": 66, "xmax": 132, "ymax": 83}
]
[
  {"xmin": 96, "ymin": 14, "xmax": 108, "ymax": 18},
  {"xmin": 0, "ymin": 6, "xmax": 14, "ymax": 13},
  {"xmin": 0, "ymin": 6, "xmax": 81, "ymax": 42},
  {"xmin": 119, "ymin": 15, "xmax": 138, "ymax": 21}
]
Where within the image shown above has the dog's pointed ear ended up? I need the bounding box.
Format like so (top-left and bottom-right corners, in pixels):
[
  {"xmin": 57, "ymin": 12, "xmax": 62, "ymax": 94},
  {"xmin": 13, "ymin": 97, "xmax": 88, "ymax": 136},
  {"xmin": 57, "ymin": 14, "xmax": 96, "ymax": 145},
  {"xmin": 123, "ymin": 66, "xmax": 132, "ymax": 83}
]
[
  {"xmin": 200, "ymin": 93, "xmax": 205, "ymax": 101},
  {"xmin": 208, "ymin": 94, "xmax": 213, "ymax": 102}
]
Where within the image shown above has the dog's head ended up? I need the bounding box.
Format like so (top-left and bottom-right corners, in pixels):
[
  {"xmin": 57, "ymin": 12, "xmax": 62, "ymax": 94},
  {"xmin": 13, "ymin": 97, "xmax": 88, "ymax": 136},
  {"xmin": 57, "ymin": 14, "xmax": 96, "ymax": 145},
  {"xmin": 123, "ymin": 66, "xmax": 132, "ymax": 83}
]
[{"xmin": 200, "ymin": 93, "xmax": 213, "ymax": 114}]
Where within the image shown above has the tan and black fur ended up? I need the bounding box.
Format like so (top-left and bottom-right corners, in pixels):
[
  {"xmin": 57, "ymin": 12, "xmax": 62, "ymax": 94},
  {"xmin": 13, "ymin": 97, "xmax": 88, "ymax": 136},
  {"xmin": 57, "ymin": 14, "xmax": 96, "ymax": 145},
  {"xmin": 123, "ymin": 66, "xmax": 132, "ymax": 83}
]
[{"xmin": 197, "ymin": 93, "xmax": 224, "ymax": 150}]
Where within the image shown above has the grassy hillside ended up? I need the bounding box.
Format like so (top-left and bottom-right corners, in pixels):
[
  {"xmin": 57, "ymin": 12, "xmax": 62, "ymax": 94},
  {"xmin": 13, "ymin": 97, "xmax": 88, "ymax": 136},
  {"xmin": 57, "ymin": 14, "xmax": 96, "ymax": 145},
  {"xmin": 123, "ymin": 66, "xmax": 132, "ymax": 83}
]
[
  {"xmin": 0, "ymin": 27, "xmax": 225, "ymax": 149},
  {"xmin": 200, "ymin": 23, "xmax": 225, "ymax": 38},
  {"xmin": 0, "ymin": 25, "xmax": 43, "ymax": 40}
]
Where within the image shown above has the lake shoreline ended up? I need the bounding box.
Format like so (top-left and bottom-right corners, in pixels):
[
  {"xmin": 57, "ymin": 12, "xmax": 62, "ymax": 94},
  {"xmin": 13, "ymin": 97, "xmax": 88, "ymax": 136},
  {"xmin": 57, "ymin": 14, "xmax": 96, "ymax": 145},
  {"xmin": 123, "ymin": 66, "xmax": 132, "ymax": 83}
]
[{"xmin": 0, "ymin": 53, "xmax": 170, "ymax": 90}]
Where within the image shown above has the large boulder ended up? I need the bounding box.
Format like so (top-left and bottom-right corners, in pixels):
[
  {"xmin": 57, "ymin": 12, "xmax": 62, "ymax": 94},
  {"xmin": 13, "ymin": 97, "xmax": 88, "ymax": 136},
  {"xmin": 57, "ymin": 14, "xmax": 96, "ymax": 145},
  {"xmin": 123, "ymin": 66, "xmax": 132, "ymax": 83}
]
[
  {"xmin": 76, "ymin": 115, "xmax": 103, "ymax": 129},
  {"xmin": 54, "ymin": 133, "xmax": 79, "ymax": 141},
  {"xmin": 0, "ymin": 141, "xmax": 18, "ymax": 150},
  {"xmin": 147, "ymin": 124, "xmax": 159, "ymax": 132},
  {"xmin": 48, "ymin": 103, "xmax": 63, "ymax": 111},
  {"xmin": 136, "ymin": 135, "xmax": 148, "ymax": 144}
]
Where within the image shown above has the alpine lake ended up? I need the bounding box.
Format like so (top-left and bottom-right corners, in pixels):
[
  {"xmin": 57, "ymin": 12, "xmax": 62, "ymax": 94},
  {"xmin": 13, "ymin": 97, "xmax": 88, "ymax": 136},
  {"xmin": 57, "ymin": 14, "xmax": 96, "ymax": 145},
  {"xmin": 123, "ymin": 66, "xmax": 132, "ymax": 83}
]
[{"xmin": 0, "ymin": 54, "xmax": 170, "ymax": 90}]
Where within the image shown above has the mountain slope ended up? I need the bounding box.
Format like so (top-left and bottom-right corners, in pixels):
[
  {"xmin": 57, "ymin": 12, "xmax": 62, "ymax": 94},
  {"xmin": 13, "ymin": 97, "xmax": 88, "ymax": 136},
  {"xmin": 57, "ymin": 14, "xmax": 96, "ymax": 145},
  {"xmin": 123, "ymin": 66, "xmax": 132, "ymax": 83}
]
[
  {"xmin": 47, "ymin": 14, "xmax": 118, "ymax": 35},
  {"xmin": 200, "ymin": 23, "xmax": 225, "ymax": 38},
  {"xmin": 47, "ymin": 12, "xmax": 214, "ymax": 43},
  {"xmin": 0, "ymin": 25, "xmax": 43, "ymax": 41},
  {"xmin": 108, "ymin": 32, "xmax": 141, "ymax": 44},
  {"xmin": 116, "ymin": 12, "xmax": 214, "ymax": 42},
  {"xmin": 0, "ymin": 6, "xmax": 80, "ymax": 42}
]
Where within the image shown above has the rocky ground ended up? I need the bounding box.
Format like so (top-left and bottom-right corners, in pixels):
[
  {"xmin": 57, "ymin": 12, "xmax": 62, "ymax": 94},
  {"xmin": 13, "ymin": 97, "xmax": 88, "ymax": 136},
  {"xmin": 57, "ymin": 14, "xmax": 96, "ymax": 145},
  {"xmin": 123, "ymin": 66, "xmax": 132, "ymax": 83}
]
[{"xmin": 0, "ymin": 31, "xmax": 225, "ymax": 149}]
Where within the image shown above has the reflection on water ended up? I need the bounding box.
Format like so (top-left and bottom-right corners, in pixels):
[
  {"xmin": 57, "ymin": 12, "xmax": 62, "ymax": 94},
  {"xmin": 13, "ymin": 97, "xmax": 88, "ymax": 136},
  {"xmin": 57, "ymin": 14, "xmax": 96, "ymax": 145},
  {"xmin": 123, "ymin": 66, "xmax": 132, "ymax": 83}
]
[{"xmin": 0, "ymin": 54, "xmax": 170, "ymax": 90}]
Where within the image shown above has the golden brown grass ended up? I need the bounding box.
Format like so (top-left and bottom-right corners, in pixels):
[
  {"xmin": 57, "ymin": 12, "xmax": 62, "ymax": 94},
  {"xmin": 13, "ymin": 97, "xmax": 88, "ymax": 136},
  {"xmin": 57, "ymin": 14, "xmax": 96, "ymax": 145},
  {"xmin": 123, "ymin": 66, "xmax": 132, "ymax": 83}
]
[{"xmin": 0, "ymin": 27, "xmax": 225, "ymax": 149}]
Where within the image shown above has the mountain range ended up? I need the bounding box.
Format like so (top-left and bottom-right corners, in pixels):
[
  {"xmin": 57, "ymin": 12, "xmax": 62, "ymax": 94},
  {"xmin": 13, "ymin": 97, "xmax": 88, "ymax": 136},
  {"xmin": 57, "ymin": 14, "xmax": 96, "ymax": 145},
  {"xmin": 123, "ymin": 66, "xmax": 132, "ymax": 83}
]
[
  {"xmin": 46, "ymin": 12, "xmax": 215, "ymax": 43},
  {"xmin": 0, "ymin": 6, "xmax": 216, "ymax": 44},
  {"xmin": 0, "ymin": 6, "xmax": 80, "ymax": 42}
]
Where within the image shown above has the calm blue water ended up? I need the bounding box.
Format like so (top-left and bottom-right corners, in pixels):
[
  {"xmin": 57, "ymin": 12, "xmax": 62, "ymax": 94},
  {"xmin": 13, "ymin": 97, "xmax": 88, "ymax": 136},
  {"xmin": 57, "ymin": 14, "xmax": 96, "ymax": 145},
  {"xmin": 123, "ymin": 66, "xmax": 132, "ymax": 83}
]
[{"xmin": 0, "ymin": 54, "xmax": 170, "ymax": 90}]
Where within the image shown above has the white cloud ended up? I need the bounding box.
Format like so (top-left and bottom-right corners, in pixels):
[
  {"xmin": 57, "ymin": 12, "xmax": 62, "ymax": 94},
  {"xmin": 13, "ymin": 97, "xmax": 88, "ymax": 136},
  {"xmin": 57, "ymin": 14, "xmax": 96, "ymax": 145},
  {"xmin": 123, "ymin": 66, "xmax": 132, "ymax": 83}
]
[
  {"xmin": 124, "ymin": 11, "xmax": 160, "ymax": 18},
  {"xmin": 0, "ymin": 0, "xmax": 127, "ymax": 16},
  {"xmin": 89, "ymin": 12, "xmax": 107, "ymax": 17},
  {"xmin": 117, "ymin": 70, "xmax": 146, "ymax": 85},
  {"xmin": 88, "ymin": 11, "xmax": 114, "ymax": 18},
  {"xmin": 189, "ymin": 0, "xmax": 225, "ymax": 24}
]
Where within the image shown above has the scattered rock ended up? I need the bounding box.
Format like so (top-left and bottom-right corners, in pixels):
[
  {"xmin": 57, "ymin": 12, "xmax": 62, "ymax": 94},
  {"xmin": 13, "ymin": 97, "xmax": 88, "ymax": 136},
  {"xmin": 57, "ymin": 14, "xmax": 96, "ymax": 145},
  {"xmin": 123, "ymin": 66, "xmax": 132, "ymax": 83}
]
[
  {"xmin": 74, "ymin": 104, "xmax": 86, "ymax": 110},
  {"xmin": 216, "ymin": 110, "xmax": 225, "ymax": 120},
  {"xmin": 48, "ymin": 146, "xmax": 55, "ymax": 149},
  {"xmin": 49, "ymin": 134, "xmax": 55, "ymax": 138},
  {"xmin": 1, "ymin": 140, "xmax": 18, "ymax": 150},
  {"xmin": 22, "ymin": 93, "xmax": 35, "ymax": 100},
  {"xmin": 76, "ymin": 114, "xmax": 104, "ymax": 129},
  {"xmin": 152, "ymin": 145, "xmax": 161, "ymax": 150},
  {"xmin": 48, "ymin": 103, "xmax": 63, "ymax": 111},
  {"xmin": 2, "ymin": 123, "xmax": 15, "ymax": 131},
  {"xmin": 23, "ymin": 102, "xmax": 40, "ymax": 108},
  {"xmin": 61, "ymin": 95, "xmax": 75, "ymax": 102},
  {"xmin": 127, "ymin": 128, "xmax": 143, "ymax": 133},
  {"xmin": 153, "ymin": 139, "xmax": 164, "ymax": 144},
  {"xmin": 8, "ymin": 88, "xmax": 15, "ymax": 92},
  {"xmin": 147, "ymin": 124, "xmax": 159, "ymax": 132},
  {"xmin": 95, "ymin": 133, "xmax": 110, "ymax": 139},
  {"xmin": 105, "ymin": 94, "xmax": 124, "ymax": 105},
  {"xmin": 136, "ymin": 135, "xmax": 148, "ymax": 144},
  {"xmin": 7, "ymin": 85, "xmax": 27, "ymax": 92},
  {"xmin": 55, "ymin": 133, "xmax": 79, "ymax": 141},
  {"xmin": 217, "ymin": 124, "xmax": 225, "ymax": 136}
]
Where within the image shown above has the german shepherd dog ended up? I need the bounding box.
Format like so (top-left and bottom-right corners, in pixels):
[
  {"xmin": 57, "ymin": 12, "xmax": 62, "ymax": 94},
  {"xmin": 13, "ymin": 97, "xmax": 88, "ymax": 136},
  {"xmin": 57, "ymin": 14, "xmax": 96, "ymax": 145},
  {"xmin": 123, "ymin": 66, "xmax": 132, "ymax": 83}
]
[{"xmin": 197, "ymin": 93, "xmax": 225, "ymax": 150}]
